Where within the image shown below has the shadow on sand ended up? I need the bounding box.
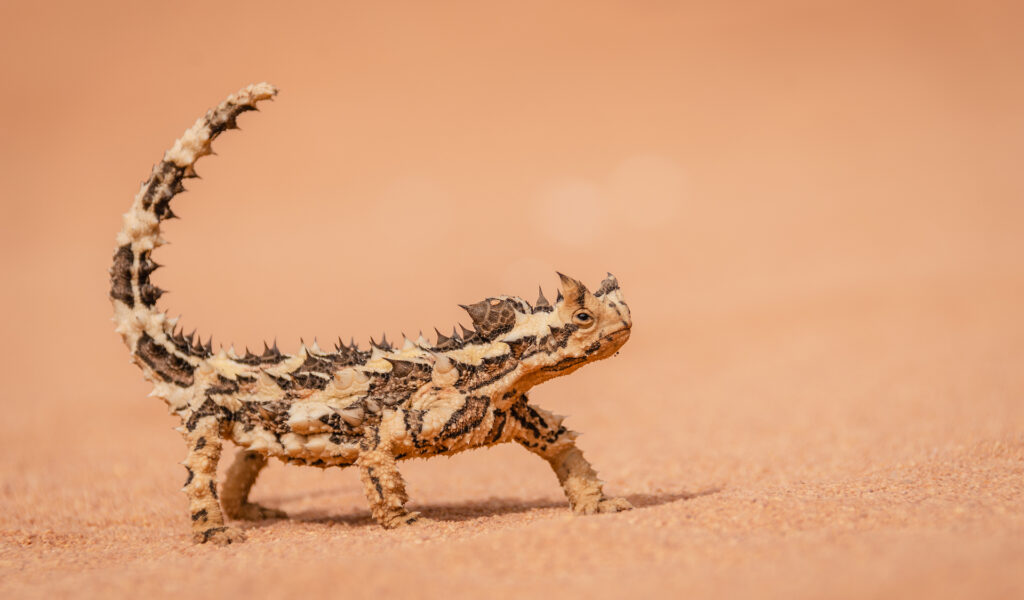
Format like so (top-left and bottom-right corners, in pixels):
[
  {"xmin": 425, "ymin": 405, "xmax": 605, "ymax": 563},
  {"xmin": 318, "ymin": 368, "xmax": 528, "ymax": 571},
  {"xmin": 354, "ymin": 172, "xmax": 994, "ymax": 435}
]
[{"xmin": 250, "ymin": 487, "xmax": 720, "ymax": 530}]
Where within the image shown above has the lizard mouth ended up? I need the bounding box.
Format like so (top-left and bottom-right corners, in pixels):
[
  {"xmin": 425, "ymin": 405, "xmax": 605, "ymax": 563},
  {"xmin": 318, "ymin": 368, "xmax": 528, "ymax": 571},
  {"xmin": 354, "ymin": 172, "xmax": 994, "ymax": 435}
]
[
  {"xmin": 541, "ymin": 329, "xmax": 631, "ymax": 373},
  {"xmin": 586, "ymin": 328, "xmax": 631, "ymax": 361},
  {"xmin": 541, "ymin": 356, "xmax": 588, "ymax": 372},
  {"xmin": 609, "ymin": 327, "xmax": 631, "ymax": 340},
  {"xmin": 604, "ymin": 327, "xmax": 631, "ymax": 346}
]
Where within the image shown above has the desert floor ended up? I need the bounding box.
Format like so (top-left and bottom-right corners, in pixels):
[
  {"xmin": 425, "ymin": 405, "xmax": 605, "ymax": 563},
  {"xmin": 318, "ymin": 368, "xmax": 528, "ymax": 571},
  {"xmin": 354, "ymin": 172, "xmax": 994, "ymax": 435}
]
[{"xmin": 1, "ymin": 2, "xmax": 1023, "ymax": 598}]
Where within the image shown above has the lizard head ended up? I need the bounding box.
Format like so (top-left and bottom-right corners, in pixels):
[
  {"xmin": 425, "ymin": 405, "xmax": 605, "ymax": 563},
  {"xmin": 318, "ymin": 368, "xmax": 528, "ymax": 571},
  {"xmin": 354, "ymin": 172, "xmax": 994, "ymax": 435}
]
[
  {"xmin": 457, "ymin": 273, "xmax": 631, "ymax": 390},
  {"xmin": 540, "ymin": 271, "xmax": 632, "ymax": 375}
]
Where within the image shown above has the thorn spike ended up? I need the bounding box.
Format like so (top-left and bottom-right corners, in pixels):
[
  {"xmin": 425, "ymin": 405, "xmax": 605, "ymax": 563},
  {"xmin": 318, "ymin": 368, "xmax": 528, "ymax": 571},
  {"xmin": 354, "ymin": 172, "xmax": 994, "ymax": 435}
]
[{"xmin": 535, "ymin": 286, "xmax": 550, "ymax": 309}]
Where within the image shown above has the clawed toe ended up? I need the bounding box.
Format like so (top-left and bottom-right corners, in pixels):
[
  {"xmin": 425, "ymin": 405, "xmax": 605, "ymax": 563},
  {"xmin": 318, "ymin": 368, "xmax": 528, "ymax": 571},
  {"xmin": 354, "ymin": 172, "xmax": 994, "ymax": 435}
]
[
  {"xmin": 382, "ymin": 511, "xmax": 429, "ymax": 529},
  {"xmin": 596, "ymin": 497, "xmax": 634, "ymax": 513},
  {"xmin": 574, "ymin": 496, "xmax": 634, "ymax": 515}
]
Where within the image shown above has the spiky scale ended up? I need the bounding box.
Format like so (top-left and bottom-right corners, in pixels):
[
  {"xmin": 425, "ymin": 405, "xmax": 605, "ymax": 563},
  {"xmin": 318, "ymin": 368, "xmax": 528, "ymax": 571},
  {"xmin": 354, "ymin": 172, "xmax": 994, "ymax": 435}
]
[
  {"xmin": 384, "ymin": 358, "xmax": 415, "ymax": 378},
  {"xmin": 140, "ymin": 284, "xmax": 165, "ymax": 305},
  {"xmin": 535, "ymin": 286, "xmax": 550, "ymax": 308},
  {"xmin": 459, "ymin": 323, "xmax": 480, "ymax": 344},
  {"xmin": 259, "ymin": 340, "xmax": 284, "ymax": 361},
  {"xmin": 138, "ymin": 256, "xmax": 161, "ymax": 277},
  {"xmin": 370, "ymin": 333, "xmax": 393, "ymax": 352},
  {"xmin": 460, "ymin": 298, "xmax": 517, "ymax": 340}
]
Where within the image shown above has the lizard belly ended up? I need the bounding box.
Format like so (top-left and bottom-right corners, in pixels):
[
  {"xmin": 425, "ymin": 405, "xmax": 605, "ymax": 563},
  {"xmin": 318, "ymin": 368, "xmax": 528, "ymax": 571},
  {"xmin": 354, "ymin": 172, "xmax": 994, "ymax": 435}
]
[
  {"xmin": 227, "ymin": 395, "xmax": 366, "ymax": 467},
  {"xmin": 231, "ymin": 423, "xmax": 362, "ymax": 467}
]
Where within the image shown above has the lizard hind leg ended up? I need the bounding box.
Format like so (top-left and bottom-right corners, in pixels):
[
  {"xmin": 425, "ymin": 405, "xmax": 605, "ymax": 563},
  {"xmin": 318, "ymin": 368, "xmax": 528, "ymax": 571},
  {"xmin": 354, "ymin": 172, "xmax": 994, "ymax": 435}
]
[
  {"xmin": 356, "ymin": 425, "xmax": 422, "ymax": 529},
  {"xmin": 220, "ymin": 449, "xmax": 288, "ymax": 521},
  {"xmin": 180, "ymin": 418, "xmax": 246, "ymax": 544}
]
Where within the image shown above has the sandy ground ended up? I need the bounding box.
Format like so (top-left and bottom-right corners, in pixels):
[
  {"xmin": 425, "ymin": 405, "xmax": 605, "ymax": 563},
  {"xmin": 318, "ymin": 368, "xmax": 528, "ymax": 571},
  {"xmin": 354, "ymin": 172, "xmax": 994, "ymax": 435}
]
[{"xmin": 1, "ymin": 2, "xmax": 1023, "ymax": 598}]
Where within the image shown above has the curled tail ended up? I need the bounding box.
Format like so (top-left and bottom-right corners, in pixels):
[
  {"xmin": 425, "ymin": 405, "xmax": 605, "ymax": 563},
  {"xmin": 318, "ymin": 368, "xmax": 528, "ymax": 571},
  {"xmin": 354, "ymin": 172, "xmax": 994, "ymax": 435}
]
[{"xmin": 110, "ymin": 83, "xmax": 277, "ymax": 394}]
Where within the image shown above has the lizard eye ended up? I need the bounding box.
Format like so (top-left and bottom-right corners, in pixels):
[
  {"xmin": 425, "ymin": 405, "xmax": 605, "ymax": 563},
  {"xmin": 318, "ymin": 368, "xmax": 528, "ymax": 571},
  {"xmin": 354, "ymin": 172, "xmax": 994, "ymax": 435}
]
[{"xmin": 573, "ymin": 310, "xmax": 595, "ymax": 328}]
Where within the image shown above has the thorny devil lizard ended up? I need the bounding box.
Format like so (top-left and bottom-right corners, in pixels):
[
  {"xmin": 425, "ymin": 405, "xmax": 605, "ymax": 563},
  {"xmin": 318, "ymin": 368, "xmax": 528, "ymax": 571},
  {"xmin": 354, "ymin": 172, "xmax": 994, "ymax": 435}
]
[{"xmin": 110, "ymin": 83, "xmax": 634, "ymax": 545}]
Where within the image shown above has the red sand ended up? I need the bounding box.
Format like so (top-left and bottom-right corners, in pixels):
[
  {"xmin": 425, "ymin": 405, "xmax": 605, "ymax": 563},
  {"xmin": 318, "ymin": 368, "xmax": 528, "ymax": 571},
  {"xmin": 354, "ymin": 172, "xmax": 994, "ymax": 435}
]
[{"xmin": 1, "ymin": 2, "xmax": 1023, "ymax": 598}]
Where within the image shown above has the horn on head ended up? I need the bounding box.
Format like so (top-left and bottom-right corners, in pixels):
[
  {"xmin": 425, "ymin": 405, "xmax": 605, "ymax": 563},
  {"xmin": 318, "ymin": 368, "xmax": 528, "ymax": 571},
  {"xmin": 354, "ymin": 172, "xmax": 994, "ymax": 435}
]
[
  {"xmin": 595, "ymin": 272, "xmax": 620, "ymax": 297},
  {"xmin": 556, "ymin": 272, "xmax": 591, "ymax": 308}
]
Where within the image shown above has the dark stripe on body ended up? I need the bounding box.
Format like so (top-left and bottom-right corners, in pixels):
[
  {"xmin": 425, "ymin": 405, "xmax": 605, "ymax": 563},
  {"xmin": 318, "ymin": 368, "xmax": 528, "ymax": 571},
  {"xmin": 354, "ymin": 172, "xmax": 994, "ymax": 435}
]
[
  {"xmin": 485, "ymin": 408, "xmax": 507, "ymax": 444},
  {"xmin": 510, "ymin": 399, "xmax": 566, "ymax": 445},
  {"xmin": 110, "ymin": 244, "xmax": 134, "ymax": 307},
  {"xmin": 367, "ymin": 362, "xmax": 432, "ymax": 407},
  {"xmin": 136, "ymin": 332, "xmax": 195, "ymax": 387},
  {"xmin": 140, "ymin": 161, "xmax": 186, "ymax": 221},
  {"xmin": 439, "ymin": 396, "xmax": 490, "ymax": 439},
  {"xmin": 185, "ymin": 398, "xmax": 232, "ymax": 431},
  {"xmin": 289, "ymin": 371, "xmax": 331, "ymax": 390},
  {"xmin": 404, "ymin": 409, "xmax": 427, "ymax": 448},
  {"xmin": 206, "ymin": 375, "xmax": 239, "ymax": 396},
  {"xmin": 455, "ymin": 354, "xmax": 519, "ymax": 391},
  {"xmin": 507, "ymin": 336, "xmax": 537, "ymax": 359},
  {"xmin": 235, "ymin": 401, "xmax": 290, "ymax": 434}
]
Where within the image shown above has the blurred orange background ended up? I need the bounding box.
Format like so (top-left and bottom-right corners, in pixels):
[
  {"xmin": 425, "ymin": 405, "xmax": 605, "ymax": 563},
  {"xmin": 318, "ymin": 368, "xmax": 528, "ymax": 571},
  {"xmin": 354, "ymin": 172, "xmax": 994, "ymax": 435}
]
[{"xmin": 1, "ymin": 1, "xmax": 1022, "ymax": 598}]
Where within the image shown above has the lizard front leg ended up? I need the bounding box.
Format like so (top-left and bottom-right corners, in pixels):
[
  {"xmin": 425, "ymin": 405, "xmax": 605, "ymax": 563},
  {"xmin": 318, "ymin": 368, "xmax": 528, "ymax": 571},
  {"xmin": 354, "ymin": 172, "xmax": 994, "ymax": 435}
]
[
  {"xmin": 509, "ymin": 399, "xmax": 633, "ymax": 515},
  {"xmin": 181, "ymin": 417, "xmax": 246, "ymax": 544},
  {"xmin": 356, "ymin": 419, "xmax": 422, "ymax": 529},
  {"xmin": 220, "ymin": 450, "xmax": 287, "ymax": 521}
]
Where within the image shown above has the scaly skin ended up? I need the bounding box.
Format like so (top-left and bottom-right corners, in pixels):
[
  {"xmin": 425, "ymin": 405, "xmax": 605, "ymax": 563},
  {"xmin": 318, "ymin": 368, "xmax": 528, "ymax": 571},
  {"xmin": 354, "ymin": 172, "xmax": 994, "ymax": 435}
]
[{"xmin": 110, "ymin": 83, "xmax": 634, "ymax": 544}]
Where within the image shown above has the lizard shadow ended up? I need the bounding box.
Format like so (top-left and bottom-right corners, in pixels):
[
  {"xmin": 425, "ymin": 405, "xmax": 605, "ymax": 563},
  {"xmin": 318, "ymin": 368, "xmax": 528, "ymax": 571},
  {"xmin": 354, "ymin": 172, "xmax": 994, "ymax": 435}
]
[
  {"xmin": 416, "ymin": 487, "xmax": 721, "ymax": 523},
  {"xmin": 248, "ymin": 487, "xmax": 721, "ymax": 530}
]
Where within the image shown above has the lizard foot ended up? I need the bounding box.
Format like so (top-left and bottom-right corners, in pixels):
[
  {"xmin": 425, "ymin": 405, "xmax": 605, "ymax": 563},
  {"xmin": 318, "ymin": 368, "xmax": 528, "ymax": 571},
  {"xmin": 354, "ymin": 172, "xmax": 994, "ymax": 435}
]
[
  {"xmin": 194, "ymin": 525, "xmax": 247, "ymax": 545},
  {"xmin": 381, "ymin": 510, "xmax": 429, "ymax": 529},
  {"xmin": 574, "ymin": 496, "xmax": 634, "ymax": 515}
]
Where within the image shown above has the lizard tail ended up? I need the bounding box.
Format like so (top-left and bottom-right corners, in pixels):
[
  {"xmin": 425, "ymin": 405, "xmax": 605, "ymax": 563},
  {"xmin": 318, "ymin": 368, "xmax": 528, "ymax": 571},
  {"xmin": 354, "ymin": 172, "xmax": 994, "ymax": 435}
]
[{"xmin": 109, "ymin": 83, "xmax": 277, "ymax": 394}]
